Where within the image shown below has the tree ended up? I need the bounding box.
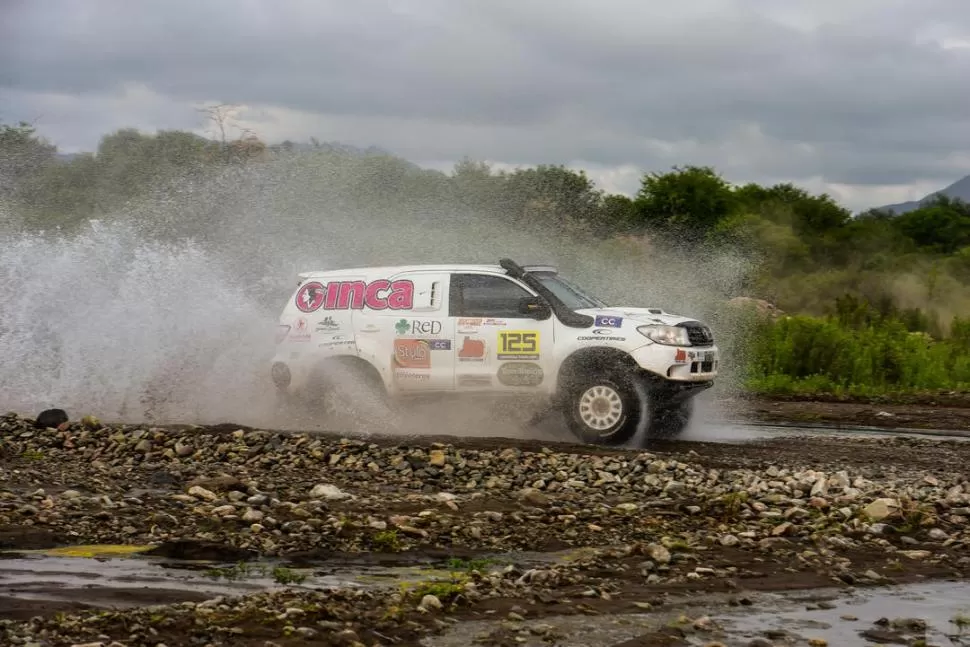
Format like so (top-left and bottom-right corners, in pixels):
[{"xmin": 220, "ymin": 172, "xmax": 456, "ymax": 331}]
[
  {"xmin": 0, "ymin": 120, "xmax": 57, "ymax": 198},
  {"xmin": 500, "ymin": 164, "xmax": 604, "ymax": 232},
  {"xmin": 738, "ymin": 182, "xmax": 850, "ymax": 236},
  {"xmin": 633, "ymin": 165, "xmax": 738, "ymax": 239},
  {"xmin": 452, "ymin": 157, "xmax": 498, "ymax": 211},
  {"xmin": 197, "ymin": 103, "xmax": 263, "ymax": 164},
  {"xmin": 597, "ymin": 194, "xmax": 638, "ymax": 236},
  {"xmin": 892, "ymin": 195, "xmax": 970, "ymax": 254}
]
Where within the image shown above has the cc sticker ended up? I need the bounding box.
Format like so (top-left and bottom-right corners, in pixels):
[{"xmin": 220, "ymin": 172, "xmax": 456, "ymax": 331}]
[{"xmin": 594, "ymin": 315, "xmax": 623, "ymax": 328}]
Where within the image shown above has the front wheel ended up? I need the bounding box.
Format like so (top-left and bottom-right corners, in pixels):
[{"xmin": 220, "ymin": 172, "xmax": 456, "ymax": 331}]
[
  {"xmin": 562, "ymin": 366, "xmax": 650, "ymax": 446},
  {"xmin": 647, "ymin": 398, "xmax": 694, "ymax": 440}
]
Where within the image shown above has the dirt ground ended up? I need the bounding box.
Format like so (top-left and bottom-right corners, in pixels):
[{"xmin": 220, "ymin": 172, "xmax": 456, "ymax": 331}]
[
  {"xmin": 730, "ymin": 394, "xmax": 970, "ymax": 432},
  {"xmin": 3, "ymin": 408, "xmax": 970, "ymax": 645}
]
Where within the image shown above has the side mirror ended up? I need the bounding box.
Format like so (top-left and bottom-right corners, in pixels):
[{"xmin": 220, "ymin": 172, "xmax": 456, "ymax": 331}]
[{"xmin": 518, "ymin": 296, "xmax": 551, "ymax": 319}]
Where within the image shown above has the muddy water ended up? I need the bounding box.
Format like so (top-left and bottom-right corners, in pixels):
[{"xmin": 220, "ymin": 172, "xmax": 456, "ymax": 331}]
[
  {"xmin": 425, "ymin": 581, "xmax": 970, "ymax": 646},
  {"xmin": 711, "ymin": 582, "xmax": 970, "ymax": 646},
  {"xmin": 4, "ymin": 548, "xmax": 970, "ymax": 645},
  {"xmin": 0, "ymin": 545, "xmax": 563, "ymax": 612},
  {"xmin": 0, "ymin": 552, "xmax": 358, "ymax": 609}
]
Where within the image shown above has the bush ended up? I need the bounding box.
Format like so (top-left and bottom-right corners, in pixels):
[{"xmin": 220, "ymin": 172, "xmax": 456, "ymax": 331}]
[{"xmin": 743, "ymin": 304, "xmax": 970, "ymax": 396}]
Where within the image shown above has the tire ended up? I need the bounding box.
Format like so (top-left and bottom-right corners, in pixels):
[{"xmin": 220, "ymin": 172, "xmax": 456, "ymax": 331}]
[
  {"xmin": 562, "ymin": 364, "xmax": 649, "ymax": 446},
  {"xmin": 647, "ymin": 398, "xmax": 694, "ymax": 440},
  {"xmin": 314, "ymin": 358, "xmax": 396, "ymax": 427}
]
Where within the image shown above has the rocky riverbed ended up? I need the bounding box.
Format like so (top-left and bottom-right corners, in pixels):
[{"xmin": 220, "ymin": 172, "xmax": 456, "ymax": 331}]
[{"xmin": 2, "ymin": 411, "xmax": 970, "ymax": 646}]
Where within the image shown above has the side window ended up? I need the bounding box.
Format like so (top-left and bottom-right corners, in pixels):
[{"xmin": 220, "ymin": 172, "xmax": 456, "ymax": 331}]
[{"xmin": 450, "ymin": 273, "xmax": 533, "ymax": 317}]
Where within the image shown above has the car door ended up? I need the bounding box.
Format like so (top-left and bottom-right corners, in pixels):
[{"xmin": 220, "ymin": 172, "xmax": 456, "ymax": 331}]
[
  {"xmin": 352, "ymin": 270, "xmax": 454, "ymax": 393},
  {"xmin": 449, "ymin": 272, "xmax": 555, "ymax": 393}
]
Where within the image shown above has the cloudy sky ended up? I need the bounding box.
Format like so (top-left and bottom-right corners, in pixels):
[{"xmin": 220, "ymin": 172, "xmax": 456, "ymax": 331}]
[{"xmin": 2, "ymin": 0, "xmax": 969, "ymax": 211}]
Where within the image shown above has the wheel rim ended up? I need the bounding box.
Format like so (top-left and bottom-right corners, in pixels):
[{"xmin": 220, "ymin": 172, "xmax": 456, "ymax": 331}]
[{"xmin": 578, "ymin": 384, "xmax": 624, "ymax": 432}]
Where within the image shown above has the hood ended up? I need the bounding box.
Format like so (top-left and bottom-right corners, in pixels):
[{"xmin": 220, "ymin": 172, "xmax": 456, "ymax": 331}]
[{"xmin": 575, "ymin": 307, "xmax": 696, "ymax": 327}]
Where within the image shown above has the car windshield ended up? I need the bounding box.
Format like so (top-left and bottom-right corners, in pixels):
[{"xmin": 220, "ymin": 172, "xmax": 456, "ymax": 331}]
[{"xmin": 531, "ymin": 271, "xmax": 609, "ymax": 310}]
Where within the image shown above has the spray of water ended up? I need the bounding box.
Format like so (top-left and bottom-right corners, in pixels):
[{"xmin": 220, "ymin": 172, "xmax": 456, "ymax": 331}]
[{"xmin": 0, "ymin": 151, "xmax": 754, "ymax": 439}]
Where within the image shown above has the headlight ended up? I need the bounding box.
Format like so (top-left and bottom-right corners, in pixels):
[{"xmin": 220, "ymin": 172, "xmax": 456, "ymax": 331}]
[{"xmin": 637, "ymin": 324, "xmax": 690, "ymax": 346}]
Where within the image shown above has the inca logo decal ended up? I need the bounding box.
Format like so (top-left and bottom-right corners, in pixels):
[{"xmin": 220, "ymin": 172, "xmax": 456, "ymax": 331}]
[
  {"xmin": 295, "ymin": 282, "xmax": 326, "ymax": 313},
  {"xmin": 296, "ymin": 279, "xmax": 414, "ymax": 313}
]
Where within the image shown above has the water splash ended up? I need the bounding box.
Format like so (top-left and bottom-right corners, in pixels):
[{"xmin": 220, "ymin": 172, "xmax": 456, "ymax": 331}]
[
  {"xmin": 0, "ymin": 221, "xmax": 277, "ymax": 424},
  {"xmin": 0, "ymin": 153, "xmax": 754, "ymax": 434}
]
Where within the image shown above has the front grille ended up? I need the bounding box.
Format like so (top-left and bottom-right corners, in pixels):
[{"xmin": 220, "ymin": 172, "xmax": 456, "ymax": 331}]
[
  {"xmin": 679, "ymin": 321, "xmax": 714, "ymax": 347},
  {"xmin": 691, "ymin": 360, "xmax": 717, "ymax": 373}
]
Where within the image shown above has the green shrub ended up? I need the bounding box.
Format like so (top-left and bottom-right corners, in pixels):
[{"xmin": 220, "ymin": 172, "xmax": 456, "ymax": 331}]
[{"xmin": 744, "ymin": 302, "xmax": 970, "ymax": 396}]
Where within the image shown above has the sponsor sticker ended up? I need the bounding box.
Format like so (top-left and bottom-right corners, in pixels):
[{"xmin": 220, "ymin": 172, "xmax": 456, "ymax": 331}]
[
  {"xmin": 497, "ymin": 330, "xmax": 539, "ymax": 360},
  {"xmin": 289, "ymin": 317, "xmax": 311, "ymax": 342},
  {"xmin": 319, "ymin": 340, "xmax": 357, "ymax": 351},
  {"xmin": 394, "ymin": 369, "xmax": 430, "ymax": 381},
  {"xmin": 577, "ymin": 335, "xmax": 626, "ymax": 342},
  {"xmin": 395, "ymin": 318, "xmax": 442, "ymax": 336},
  {"xmin": 457, "ymin": 317, "xmax": 482, "ymax": 328},
  {"xmin": 497, "ymin": 362, "xmax": 544, "ymax": 387},
  {"xmin": 594, "ymin": 314, "xmax": 624, "ymax": 328},
  {"xmin": 315, "ymin": 316, "xmax": 340, "ymax": 332},
  {"xmin": 393, "ymin": 339, "xmax": 431, "ymax": 369},
  {"xmin": 428, "ymin": 339, "xmax": 452, "ymax": 351},
  {"xmin": 296, "ymin": 279, "xmax": 414, "ymax": 313},
  {"xmin": 457, "ymin": 336, "xmax": 486, "ymax": 362}
]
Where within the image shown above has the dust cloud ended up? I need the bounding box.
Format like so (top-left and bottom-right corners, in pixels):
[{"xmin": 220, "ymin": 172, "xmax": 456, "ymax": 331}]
[{"xmin": 0, "ymin": 152, "xmax": 753, "ymax": 442}]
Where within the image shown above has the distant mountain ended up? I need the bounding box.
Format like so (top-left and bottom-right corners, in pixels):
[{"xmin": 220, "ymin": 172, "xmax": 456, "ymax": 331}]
[{"xmin": 874, "ymin": 174, "xmax": 970, "ymax": 214}]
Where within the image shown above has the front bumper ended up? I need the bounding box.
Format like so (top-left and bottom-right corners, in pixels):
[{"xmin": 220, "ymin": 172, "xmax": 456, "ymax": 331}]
[{"xmin": 630, "ymin": 343, "xmax": 720, "ymax": 382}]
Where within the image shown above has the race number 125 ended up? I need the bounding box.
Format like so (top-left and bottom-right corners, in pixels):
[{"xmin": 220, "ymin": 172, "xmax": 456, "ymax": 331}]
[{"xmin": 498, "ymin": 330, "xmax": 539, "ymax": 359}]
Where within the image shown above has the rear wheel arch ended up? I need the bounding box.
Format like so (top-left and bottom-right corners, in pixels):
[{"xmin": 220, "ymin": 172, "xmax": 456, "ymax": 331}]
[{"xmin": 309, "ymin": 354, "xmax": 388, "ymax": 396}]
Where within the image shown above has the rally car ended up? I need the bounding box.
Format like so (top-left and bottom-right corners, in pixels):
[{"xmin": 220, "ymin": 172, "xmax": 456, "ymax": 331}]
[{"xmin": 270, "ymin": 258, "xmax": 718, "ymax": 445}]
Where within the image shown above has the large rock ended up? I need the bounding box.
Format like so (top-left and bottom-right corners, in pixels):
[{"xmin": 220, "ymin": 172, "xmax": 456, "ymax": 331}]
[
  {"xmin": 646, "ymin": 543, "xmax": 672, "ymax": 564},
  {"xmin": 309, "ymin": 483, "xmax": 353, "ymax": 501},
  {"xmin": 34, "ymin": 408, "xmax": 68, "ymax": 429},
  {"xmin": 863, "ymin": 498, "xmax": 901, "ymax": 521}
]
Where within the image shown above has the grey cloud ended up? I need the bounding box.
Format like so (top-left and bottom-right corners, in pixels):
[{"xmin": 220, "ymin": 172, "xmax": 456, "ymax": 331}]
[{"xmin": 2, "ymin": 0, "xmax": 970, "ymax": 208}]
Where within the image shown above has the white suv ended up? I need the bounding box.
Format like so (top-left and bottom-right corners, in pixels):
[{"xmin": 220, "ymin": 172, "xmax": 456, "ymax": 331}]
[{"xmin": 270, "ymin": 258, "xmax": 718, "ymax": 445}]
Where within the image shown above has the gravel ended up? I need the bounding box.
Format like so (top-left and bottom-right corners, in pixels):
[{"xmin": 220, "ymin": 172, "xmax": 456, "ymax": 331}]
[{"xmin": 2, "ymin": 411, "xmax": 970, "ymax": 645}]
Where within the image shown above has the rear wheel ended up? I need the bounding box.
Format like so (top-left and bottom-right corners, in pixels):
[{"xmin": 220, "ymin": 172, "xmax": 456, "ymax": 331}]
[
  {"xmin": 563, "ymin": 365, "xmax": 649, "ymax": 445},
  {"xmin": 310, "ymin": 357, "xmax": 396, "ymax": 428}
]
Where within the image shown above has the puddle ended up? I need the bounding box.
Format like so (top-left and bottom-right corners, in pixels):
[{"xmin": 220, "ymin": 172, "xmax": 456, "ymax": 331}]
[
  {"xmin": 424, "ymin": 580, "xmax": 970, "ymax": 647},
  {"xmin": 8, "ymin": 543, "xmax": 969, "ymax": 646},
  {"xmin": 0, "ymin": 553, "xmax": 366, "ymax": 608},
  {"xmin": 708, "ymin": 580, "xmax": 970, "ymax": 646},
  {"xmin": 0, "ymin": 544, "xmax": 568, "ymax": 614}
]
